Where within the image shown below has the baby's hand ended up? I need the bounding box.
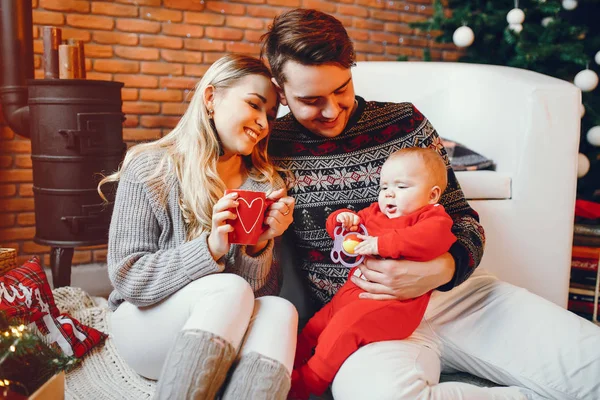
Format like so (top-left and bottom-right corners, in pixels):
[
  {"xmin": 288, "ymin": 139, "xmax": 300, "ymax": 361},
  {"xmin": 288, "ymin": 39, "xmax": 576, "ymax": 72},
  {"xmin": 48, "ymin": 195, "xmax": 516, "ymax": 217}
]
[
  {"xmin": 336, "ymin": 212, "xmax": 360, "ymax": 231},
  {"xmin": 354, "ymin": 234, "xmax": 379, "ymax": 255}
]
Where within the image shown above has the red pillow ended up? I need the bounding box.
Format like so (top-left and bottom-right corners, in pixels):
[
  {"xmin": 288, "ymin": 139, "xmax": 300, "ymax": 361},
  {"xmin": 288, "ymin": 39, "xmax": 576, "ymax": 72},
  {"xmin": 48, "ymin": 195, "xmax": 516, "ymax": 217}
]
[{"xmin": 0, "ymin": 256, "xmax": 107, "ymax": 358}]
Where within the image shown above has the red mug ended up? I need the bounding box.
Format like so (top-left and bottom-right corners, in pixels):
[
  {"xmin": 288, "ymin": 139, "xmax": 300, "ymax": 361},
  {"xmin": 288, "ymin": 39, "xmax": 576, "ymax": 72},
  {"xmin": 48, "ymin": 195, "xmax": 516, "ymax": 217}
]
[{"xmin": 225, "ymin": 189, "xmax": 274, "ymax": 245}]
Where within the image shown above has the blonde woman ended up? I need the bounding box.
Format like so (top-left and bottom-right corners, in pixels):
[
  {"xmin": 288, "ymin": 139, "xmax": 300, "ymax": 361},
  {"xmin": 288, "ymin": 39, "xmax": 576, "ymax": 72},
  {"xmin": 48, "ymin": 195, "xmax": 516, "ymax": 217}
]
[{"xmin": 99, "ymin": 54, "xmax": 297, "ymax": 400}]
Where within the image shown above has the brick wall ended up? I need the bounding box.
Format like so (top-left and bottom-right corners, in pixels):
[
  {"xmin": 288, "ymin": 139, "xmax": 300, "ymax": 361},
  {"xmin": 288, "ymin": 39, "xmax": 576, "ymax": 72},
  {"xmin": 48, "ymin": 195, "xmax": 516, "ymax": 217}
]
[{"xmin": 0, "ymin": 0, "xmax": 459, "ymax": 267}]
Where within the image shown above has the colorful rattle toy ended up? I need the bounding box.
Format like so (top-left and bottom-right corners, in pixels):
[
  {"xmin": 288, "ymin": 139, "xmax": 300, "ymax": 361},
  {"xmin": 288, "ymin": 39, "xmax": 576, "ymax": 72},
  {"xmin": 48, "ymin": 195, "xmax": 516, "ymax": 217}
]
[{"xmin": 330, "ymin": 224, "xmax": 369, "ymax": 268}]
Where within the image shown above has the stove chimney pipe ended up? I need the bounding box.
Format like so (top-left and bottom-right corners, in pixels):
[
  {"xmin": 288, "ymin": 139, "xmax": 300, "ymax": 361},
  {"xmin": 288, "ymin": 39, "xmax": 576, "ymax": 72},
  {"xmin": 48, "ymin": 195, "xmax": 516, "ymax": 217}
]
[{"xmin": 0, "ymin": 0, "xmax": 33, "ymax": 138}]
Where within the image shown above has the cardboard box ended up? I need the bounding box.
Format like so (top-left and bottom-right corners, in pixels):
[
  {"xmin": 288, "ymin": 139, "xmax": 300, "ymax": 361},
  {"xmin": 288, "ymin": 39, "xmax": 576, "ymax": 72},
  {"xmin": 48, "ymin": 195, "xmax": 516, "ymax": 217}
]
[{"xmin": 29, "ymin": 372, "xmax": 64, "ymax": 400}]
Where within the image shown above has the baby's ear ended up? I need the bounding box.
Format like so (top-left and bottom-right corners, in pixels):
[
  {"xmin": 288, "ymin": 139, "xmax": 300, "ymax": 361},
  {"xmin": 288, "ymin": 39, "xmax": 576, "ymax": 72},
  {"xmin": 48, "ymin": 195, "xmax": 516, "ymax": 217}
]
[{"xmin": 429, "ymin": 186, "xmax": 442, "ymax": 204}]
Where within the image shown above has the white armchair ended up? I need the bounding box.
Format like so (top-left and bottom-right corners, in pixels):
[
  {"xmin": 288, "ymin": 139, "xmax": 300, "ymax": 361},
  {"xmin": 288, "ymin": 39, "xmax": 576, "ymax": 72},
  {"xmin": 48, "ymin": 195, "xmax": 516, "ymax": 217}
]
[{"xmin": 350, "ymin": 61, "xmax": 581, "ymax": 307}]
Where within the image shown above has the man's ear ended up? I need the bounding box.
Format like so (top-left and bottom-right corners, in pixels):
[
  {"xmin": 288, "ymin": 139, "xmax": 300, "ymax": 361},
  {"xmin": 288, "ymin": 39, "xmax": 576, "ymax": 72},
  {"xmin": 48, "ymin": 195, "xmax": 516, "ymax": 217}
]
[
  {"xmin": 203, "ymin": 85, "xmax": 215, "ymax": 110},
  {"xmin": 429, "ymin": 186, "xmax": 442, "ymax": 204},
  {"xmin": 271, "ymin": 78, "xmax": 288, "ymax": 106}
]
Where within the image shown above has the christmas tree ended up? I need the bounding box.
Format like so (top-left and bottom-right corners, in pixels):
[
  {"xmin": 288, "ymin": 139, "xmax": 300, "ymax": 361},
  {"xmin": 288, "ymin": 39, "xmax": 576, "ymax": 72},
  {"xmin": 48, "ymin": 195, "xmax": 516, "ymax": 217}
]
[{"xmin": 412, "ymin": 0, "xmax": 600, "ymax": 201}]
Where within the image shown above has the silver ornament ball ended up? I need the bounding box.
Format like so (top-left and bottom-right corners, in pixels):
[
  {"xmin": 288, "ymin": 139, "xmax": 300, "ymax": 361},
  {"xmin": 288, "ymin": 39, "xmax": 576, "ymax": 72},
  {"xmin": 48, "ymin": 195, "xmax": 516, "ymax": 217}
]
[
  {"xmin": 453, "ymin": 26, "xmax": 475, "ymax": 48},
  {"xmin": 587, "ymin": 126, "xmax": 600, "ymax": 147},
  {"xmin": 574, "ymin": 69, "xmax": 599, "ymax": 92}
]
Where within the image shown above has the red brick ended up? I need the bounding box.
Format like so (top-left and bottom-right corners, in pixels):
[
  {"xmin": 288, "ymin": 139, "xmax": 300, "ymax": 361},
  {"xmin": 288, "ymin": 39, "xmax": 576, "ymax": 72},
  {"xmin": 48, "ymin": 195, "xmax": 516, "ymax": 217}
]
[
  {"xmin": 14, "ymin": 155, "xmax": 32, "ymax": 169},
  {"xmin": 0, "ymin": 214, "xmax": 15, "ymax": 228},
  {"xmin": 34, "ymin": 55, "xmax": 42, "ymax": 69},
  {"xmin": 33, "ymin": 40, "xmax": 43, "ymax": 55},
  {"xmin": 356, "ymin": 0, "xmax": 385, "ymax": 8},
  {"xmin": 93, "ymin": 31, "xmax": 139, "ymax": 46},
  {"xmin": 93, "ymin": 249, "xmax": 108, "ymax": 263},
  {"xmin": 40, "ymin": 0, "xmax": 90, "ymax": 12},
  {"xmin": 205, "ymin": 53, "xmax": 231, "ymax": 64},
  {"xmin": 123, "ymin": 128, "xmax": 162, "ymax": 141},
  {"xmin": 67, "ymin": 15, "xmax": 115, "ymax": 30},
  {"xmin": 442, "ymin": 51, "xmax": 462, "ymax": 62},
  {"xmin": 206, "ymin": 2, "xmax": 245, "ymax": 15},
  {"xmin": 244, "ymin": 30, "xmax": 264, "ymax": 43},
  {"xmin": 347, "ymin": 29, "xmax": 370, "ymax": 42},
  {"xmin": 94, "ymin": 59, "xmax": 140, "ymax": 73},
  {"xmin": 23, "ymin": 241, "xmax": 51, "ymax": 253},
  {"xmin": 161, "ymin": 49, "xmax": 203, "ymax": 64},
  {"xmin": 114, "ymin": 46, "xmax": 160, "ymax": 61},
  {"xmin": 371, "ymin": 10, "xmax": 403, "ymax": 22},
  {"xmin": 184, "ymin": 38, "xmax": 225, "ymax": 52},
  {"xmin": 141, "ymin": 62, "xmax": 184, "ymax": 76},
  {"xmin": 141, "ymin": 7, "xmax": 183, "ymax": 22},
  {"xmin": 354, "ymin": 41, "xmax": 384, "ymax": 53},
  {"xmin": 86, "ymin": 72, "xmax": 113, "ymax": 81},
  {"xmin": 0, "ymin": 141, "xmax": 30, "ymax": 154},
  {"xmin": 123, "ymin": 115, "xmax": 139, "ymax": 128},
  {"xmin": 140, "ymin": 116, "xmax": 180, "ymax": 129},
  {"xmin": 71, "ymin": 251, "xmax": 92, "ymax": 264},
  {"xmin": 0, "ymin": 170, "xmax": 33, "ymax": 183},
  {"xmin": 229, "ymin": 0, "xmax": 265, "ymax": 3},
  {"xmin": 140, "ymin": 89, "xmax": 183, "ymax": 102},
  {"xmin": 0, "ymin": 184, "xmax": 16, "ymax": 197},
  {"xmin": 32, "ymin": 26, "xmax": 39, "ymax": 39},
  {"xmin": 32, "ymin": 10, "xmax": 65, "ymax": 26},
  {"xmin": 162, "ymin": 102, "xmax": 188, "ymax": 116},
  {"xmin": 85, "ymin": 44, "xmax": 114, "ymax": 58},
  {"xmin": 301, "ymin": 0, "xmax": 336, "ymax": 13},
  {"xmin": 18, "ymin": 184, "xmax": 33, "ymax": 197},
  {"xmin": 121, "ymin": 88, "xmax": 139, "ymax": 101},
  {"xmin": 115, "ymin": 0, "xmax": 160, "ymax": 5},
  {"xmin": 205, "ymin": 27, "xmax": 244, "ymax": 41},
  {"xmin": 159, "ymin": 77, "xmax": 198, "ymax": 90},
  {"xmin": 267, "ymin": 0, "xmax": 299, "ymax": 5},
  {"xmin": 1, "ymin": 227, "xmax": 35, "ymax": 241},
  {"xmin": 370, "ymin": 32, "xmax": 401, "ymax": 44},
  {"xmin": 60, "ymin": 28, "xmax": 91, "ymax": 42},
  {"xmin": 34, "ymin": 70, "xmax": 44, "ymax": 79},
  {"xmin": 164, "ymin": 0, "xmax": 205, "ymax": 10},
  {"xmin": 184, "ymin": 64, "xmax": 210, "ymax": 77},
  {"xmin": 386, "ymin": 2, "xmax": 416, "ymax": 12},
  {"xmin": 0, "ymin": 199, "xmax": 34, "ymax": 212},
  {"xmin": 115, "ymin": 74, "xmax": 159, "ymax": 88},
  {"xmin": 0, "ymin": 156, "xmax": 12, "ymax": 168},
  {"xmin": 339, "ymin": 4, "xmax": 369, "ymax": 17},
  {"xmin": 184, "ymin": 12, "xmax": 225, "ymax": 26},
  {"xmin": 116, "ymin": 18, "xmax": 161, "ymax": 33},
  {"xmin": 367, "ymin": 54, "xmax": 396, "ymax": 61},
  {"xmin": 92, "ymin": 2, "xmax": 138, "ymax": 17},
  {"xmin": 78, "ymin": 244, "xmax": 107, "ymax": 251},
  {"xmin": 123, "ymin": 102, "xmax": 161, "ymax": 114},
  {"xmin": 225, "ymin": 16, "xmax": 264, "ymax": 30},
  {"xmin": 2, "ymin": 243, "xmax": 19, "ymax": 253},
  {"xmin": 140, "ymin": 35, "xmax": 183, "ymax": 49},
  {"xmin": 17, "ymin": 213, "xmax": 36, "ymax": 226},
  {"xmin": 246, "ymin": 6, "xmax": 285, "ymax": 18},
  {"xmin": 225, "ymin": 42, "xmax": 260, "ymax": 55},
  {"xmin": 384, "ymin": 23, "xmax": 414, "ymax": 35},
  {"xmin": 161, "ymin": 23, "xmax": 204, "ymax": 38},
  {"xmin": 0, "ymin": 127, "xmax": 15, "ymax": 140}
]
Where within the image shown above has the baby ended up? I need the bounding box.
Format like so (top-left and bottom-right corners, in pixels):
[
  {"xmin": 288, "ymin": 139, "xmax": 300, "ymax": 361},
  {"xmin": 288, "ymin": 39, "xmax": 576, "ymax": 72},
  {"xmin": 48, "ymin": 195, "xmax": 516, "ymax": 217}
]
[{"xmin": 290, "ymin": 147, "xmax": 458, "ymax": 399}]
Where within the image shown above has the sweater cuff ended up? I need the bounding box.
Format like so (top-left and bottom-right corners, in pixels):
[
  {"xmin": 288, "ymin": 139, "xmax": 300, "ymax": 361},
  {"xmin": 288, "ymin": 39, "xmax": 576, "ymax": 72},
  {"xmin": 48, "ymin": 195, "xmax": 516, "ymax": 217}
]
[
  {"xmin": 236, "ymin": 239, "xmax": 274, "ymax": 289},
  {"xmin": 180, "ymin": 233, "xmax": 225, "ymax": 281},
  {"xmin": 437, "ymin": 241, "xmax": 472, "ymax": 292}
]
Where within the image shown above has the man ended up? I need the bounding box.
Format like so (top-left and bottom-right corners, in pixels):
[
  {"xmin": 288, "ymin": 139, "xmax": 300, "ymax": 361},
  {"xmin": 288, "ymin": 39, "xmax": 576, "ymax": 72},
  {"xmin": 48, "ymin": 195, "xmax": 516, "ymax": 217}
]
[{"xmin": 264, "ymin": 8, "xmax": 600, "ymax": 400}]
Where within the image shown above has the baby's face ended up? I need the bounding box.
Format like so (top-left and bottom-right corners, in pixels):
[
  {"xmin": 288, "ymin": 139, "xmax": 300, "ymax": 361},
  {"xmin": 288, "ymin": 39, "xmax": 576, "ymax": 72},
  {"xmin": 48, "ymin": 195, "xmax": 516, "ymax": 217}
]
[{"xmin": 378, "ymin": 156, "xmax": 436, "ymax": 218}]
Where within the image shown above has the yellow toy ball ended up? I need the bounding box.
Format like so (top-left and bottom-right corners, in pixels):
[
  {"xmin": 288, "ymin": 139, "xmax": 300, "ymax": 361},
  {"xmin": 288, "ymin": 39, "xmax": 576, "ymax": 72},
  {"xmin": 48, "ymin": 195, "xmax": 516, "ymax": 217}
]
[{"xmin": 342, "ymin": 234, "xmax": 361, "ymax": 254}]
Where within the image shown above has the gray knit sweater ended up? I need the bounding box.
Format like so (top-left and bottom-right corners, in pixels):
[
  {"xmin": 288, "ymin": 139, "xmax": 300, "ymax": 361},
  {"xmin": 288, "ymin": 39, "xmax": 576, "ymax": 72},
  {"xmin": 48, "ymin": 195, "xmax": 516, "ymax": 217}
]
[{"xmin": 107, "ymin": 149, "xmax": 283, "ymax": 310}]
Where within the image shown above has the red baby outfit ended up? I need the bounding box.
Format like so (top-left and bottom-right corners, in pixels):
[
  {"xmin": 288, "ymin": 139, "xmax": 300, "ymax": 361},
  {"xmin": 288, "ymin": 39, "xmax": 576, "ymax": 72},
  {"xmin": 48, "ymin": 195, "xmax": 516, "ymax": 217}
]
[{"xmin": 291, "ymin": 203, "xmax": 457, "ymax": 398}]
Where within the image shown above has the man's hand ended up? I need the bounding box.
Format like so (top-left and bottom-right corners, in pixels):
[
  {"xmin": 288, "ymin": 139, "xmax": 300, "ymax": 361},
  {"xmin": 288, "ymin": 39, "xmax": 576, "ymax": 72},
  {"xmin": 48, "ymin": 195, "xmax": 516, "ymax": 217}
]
[{"xmin": 350, "ymin": 252, "xmax": 456, "ymax": 300}]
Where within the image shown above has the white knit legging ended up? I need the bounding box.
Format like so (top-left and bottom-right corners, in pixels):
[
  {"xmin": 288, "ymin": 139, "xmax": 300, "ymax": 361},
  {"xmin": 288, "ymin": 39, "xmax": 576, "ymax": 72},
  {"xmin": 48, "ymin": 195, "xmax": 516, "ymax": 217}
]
[{"xmin": 110, "ymin": 274, "xmax": 298, "ymax": 380}]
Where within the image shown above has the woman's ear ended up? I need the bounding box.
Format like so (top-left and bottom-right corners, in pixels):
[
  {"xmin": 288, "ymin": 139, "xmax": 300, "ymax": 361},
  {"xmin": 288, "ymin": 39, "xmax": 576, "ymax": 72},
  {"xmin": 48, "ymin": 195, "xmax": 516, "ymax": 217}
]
[
  {"xmin": 271, "ymin": 78, "xmax": 288, "ymax": 106},
  {"xmin": 203, "ymin": 85, "xmax": 215, "ymax": 111},
  {"xmin": 429, "ymin": 186, "xmax": 442, "ymax": 204}
]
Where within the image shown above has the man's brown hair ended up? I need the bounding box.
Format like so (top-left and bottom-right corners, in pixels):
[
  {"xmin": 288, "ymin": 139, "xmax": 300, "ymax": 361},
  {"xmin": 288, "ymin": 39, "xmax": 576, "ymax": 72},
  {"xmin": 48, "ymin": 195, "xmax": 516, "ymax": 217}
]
[{"xmin": 260, "ymin": 8, "xmax": 356, "ymax": 85}]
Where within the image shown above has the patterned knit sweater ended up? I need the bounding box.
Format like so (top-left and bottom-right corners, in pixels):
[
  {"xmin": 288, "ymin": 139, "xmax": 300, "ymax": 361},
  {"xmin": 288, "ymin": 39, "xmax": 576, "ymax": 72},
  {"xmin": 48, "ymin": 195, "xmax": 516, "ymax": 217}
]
[
  {"xmin": 269, "ymin": 97, "xmax": 485, "ymax": 307},
  {"xmin": 107, "ymin": 149, "xmax": 283, "ymax": 310}
]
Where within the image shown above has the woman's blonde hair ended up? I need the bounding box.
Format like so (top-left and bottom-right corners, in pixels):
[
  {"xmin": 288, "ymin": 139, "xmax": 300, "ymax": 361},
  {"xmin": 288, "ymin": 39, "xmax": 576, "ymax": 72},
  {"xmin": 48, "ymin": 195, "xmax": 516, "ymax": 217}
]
[{"xmin": 98, "ymin": 54, "xmax": 280, "ymax": 240}]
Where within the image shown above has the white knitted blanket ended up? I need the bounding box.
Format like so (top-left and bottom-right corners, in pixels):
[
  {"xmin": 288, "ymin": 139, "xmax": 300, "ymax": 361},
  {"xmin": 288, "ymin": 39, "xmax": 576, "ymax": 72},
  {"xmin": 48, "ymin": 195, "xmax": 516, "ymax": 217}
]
[{"xmin": 53, "ymin": 287, "xmax": 156, "ymax": 399}]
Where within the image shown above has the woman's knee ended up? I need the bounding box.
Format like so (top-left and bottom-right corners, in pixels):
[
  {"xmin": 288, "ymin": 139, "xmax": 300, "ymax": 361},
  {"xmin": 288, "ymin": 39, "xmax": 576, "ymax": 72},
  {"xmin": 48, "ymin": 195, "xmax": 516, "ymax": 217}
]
[
  {"xmin": 254, "ymin": 296, "xmax": 299, "ymax": 326},
  {"xmin": 184, "ymin": 273, "xmax": 254, "ymax": 305}
]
